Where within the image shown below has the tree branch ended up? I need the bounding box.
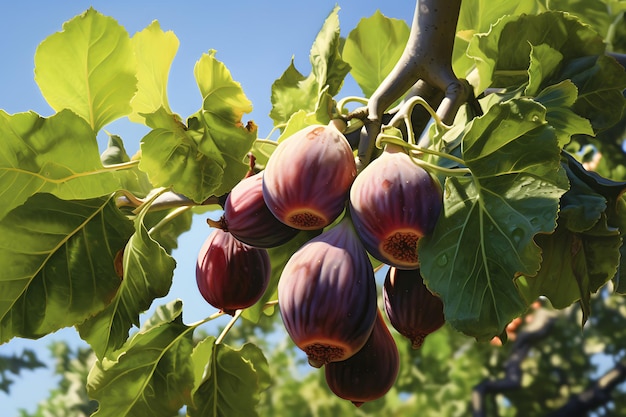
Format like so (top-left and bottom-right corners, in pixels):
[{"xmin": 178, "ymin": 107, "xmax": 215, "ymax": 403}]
[
  {"xmin": 472, "ymin": 308, "xmax": 558, "ymax": 417},
  {"xmin": 546, "ymin": 357, "xmax": 626, "ymax": 417}
]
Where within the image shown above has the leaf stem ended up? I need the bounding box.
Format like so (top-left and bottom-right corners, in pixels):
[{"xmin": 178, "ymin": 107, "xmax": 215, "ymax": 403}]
[
  {"xmin": 376, "ymin": 134, "xmax": 467, "ymax": 166},
  {"xmin": 148, "ymin": 206, "xmax": 193, "ymax": 236},
  {"xmin": 102, "ymin": 160, "xmax": 140, "ymax": 170},
  {"xmin": 336, "ymin": 96, "xmax": 369, "ymax": 115},
  {"xmin": 187, "ymin": 310, "xmax": 226, "ymax": 329}
]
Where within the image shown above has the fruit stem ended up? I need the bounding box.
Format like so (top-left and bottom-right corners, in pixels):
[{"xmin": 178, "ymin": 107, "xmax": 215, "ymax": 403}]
[
  {"xmin": 215, "ymin": 309, "xmax": 243, "ymax": 345},
  {"xmin": 388, "ymin": 95, "xmax": 451, "ymax": 145},
  {"xmin": 376, "ymin": 133, "xmax": 467, "ymax": 167}
]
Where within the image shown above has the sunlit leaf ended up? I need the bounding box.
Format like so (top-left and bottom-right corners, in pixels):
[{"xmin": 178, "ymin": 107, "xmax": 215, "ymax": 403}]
[
  {"xmin": 525, "ymin": 44, "xmax": 563, "ymax": 97},
  {"xmin": 270, "ymin": 61, "xmax": 319, "ymax": 127},
  {"xmin": 130, "ymin": 20, "xmax": 179, "ymax": 124},
  {"xmin": 78, "ymin": 191, "xmax": 176, "ymax": 359},
  {"xmin": 0, "ymin": 110, "xmax": 131, "ymax": 221},
  {"xmin": 419, "ymin": 99, "xmax": 569, "ymax": 340},
  {"xmin": 87, "ymin": 300, "xmax": 194, "ymax": 417},
  {"xmin": 309, "ymin": 5, "xmax": 351, "ymax": 97},
  {"xmin": 100, "ymin": 133, "xmax": 153, "ymax": 197},
  {"xmin": 467, "ymin": 11, "xmax": 606, "ymax": 93},
  {"xmin": 343, "ymin": 10, "xmax": 409, "ymax": 98},
  {"xmin": 188, "ymin": 338, "xmax": 269, "ymax": 417},
  {"xmin": 34, "ymin": 8, "xmax": 137, "ymax": 132},
  {"xmin": 0, "ymin": 194, "xmax": 134, "ymax": 343},
  {"xmin": 534, "ymin": 81, "xmax": 595, "ymax": 147}
]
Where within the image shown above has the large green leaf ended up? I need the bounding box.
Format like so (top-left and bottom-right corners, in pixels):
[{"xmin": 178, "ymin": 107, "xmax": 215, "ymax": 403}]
[
  {"xmin": 188, "ymin": 338, "xmax": 270, "ymax": 417},
  {"xmin": 34, "ymin": 8, "xmax": 137, "ymax": 132},
  {"xmin": 556, "ymin": 54, "xmax": 626, "ymax": 132},
  {"xmin": 77, "ymin": 192, "xmax": 176, "ymax": 359},
  {"xmin": 87, "ymin": 300, "xmax": 194, "ymax": 417},
  {"xmin": 129, "ymin": 20, "xmax": 179, "ymax": 124},
  {"xmin": 467, "ymin": 11, "xmax": 606, "ymax": 93},
  {"xmin": 0, "ymin": 110, "xmax": 135, "ymax": 222},
  {"xmin": 0, "ymin": 194, "xmax": 134, "ymax": 343},
  {"xmin": 419, "ymin": 99, "xmax": 569, "ymax": 340},
  {"xmin": 343, "ymin": 10, "xmax": 409, "ymax": 98}
]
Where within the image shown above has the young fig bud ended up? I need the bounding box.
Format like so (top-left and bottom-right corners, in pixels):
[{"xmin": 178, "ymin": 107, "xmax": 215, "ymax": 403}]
[
  {"xmin": 383, "ymin": 267, "xmax": 445, "ymax": 348},
  {"xmin": 263, "ymin": 124, "xmax": 357, "ymax": 230},
  {"xmin": 223, "ymin": 172, "xmax": 298, "ymax": 248},
  {"xmin": 324, "ymin": 310, "xmax": 400, "ymax": 407},
  {"xmin": 196, "ymin": 228, "xmax": 271, "ymax": 315},
  {"xmin": 278, "ymin": 216, "xmax": 377, "ymax": 367}
]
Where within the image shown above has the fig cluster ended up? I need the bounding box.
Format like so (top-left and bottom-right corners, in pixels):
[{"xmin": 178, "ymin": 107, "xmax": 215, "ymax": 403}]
[{"xmin": 194, "ymin": 122, "xmax": 447, "ymax": 406}]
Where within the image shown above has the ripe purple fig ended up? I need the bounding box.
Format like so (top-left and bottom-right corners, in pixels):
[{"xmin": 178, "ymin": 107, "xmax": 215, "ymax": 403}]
[
  {"xmin": 383, "ymin": 267, "xmax": 445, "ymax": 348},
  {"xmin": 196, "ymin": 228, "xmax": 271, "ymax": 315},
  {"xmin": 349, "ymin": 144, "xmax": 442, "ymax": 269},
  {"xmin": 262, "ymin": 124, "xmax": 357, "ymax": 230},
  {"xmin": 278, "ymin": 216, "xmax": 377, "ymax": 368},
  {"xmin": 324, "ymin": 309, "xmax": 400, "ymax": 407},
  {"xmin": 223, "ymin": 172, "xmax": 299, "ymax": 248}
]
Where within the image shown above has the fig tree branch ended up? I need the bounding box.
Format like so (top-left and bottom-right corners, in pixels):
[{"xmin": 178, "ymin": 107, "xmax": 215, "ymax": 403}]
[
  {"xmin": 546, "ymin": 357, "xmax": 626, "ymax": 417},
  {"xmin": 357, "ymin": 0, "xmax": 470, "ymax": 170},
  {"xmin": 471, "ymin": 308, "xmax": 558, "ymax": 417}
]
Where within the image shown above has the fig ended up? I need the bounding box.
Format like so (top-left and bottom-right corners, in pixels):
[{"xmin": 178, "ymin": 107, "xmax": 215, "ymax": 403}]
[
  {"xmin": 262, "ymin": 124, "xmax": 357, "ymax": 230},
  {"xmin": 278, "ymin": 215, "xmax": 377, "ymax": 368},
  {"xmin": 349, "ymin": 144, "xmax": 442, "ymax": 269},
  {"xmin": 383, "ymin": 267, "xmax": 445, "ymax": 348},
  {"xmin": 324, "ymin": 309, "xmax": 400, "ymax": 407},
  {"xmin": 223, "ymin": 172, "xmax": 299, "ymax": 248},
  {"xmin": 196, "ymin": 228, "xmax": 271, "ymax": 315}
]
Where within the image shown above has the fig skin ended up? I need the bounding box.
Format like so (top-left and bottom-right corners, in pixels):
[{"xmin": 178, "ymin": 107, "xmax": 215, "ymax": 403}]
[
  {"xmin": 349, "ymin": 144, "xmax": 442, "ymax": 269},
  {"xmin": 278, "ymin": 215, "xmax": 377, "ymax": 368},
  {"xmin": 262, "ymin": 124, "xmax": 357, "ymax": 231},
  {"xmin": 383, "ymin": 267, "xmax": 445, "ymax": 348},
  {"xmin": 196, "ymin": 228, "xmax": 271, "ymax": 315},
  {"xmin": 324, "ymin": 309, "xmax": 400, "ymax": 407},
  {"xmin": 223, "ymin": 172, "xmax": 299, "ymax": 248}
]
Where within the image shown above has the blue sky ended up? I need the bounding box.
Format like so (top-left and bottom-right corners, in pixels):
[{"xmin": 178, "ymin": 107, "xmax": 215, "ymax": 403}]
[{"xmin": 0, "ymin": 1, "xmax": 414, "ymax": 414}]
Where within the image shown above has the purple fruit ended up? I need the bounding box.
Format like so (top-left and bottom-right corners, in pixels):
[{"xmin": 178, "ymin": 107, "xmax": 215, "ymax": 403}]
[
  {"xmin": 196, "ymin": 228, "xmax": 271, "ymax": 315},
  {"xmin": 223, "ymin": 172, "xmax": 299, "ymax": 248},
  {"xmin": 349, "ymin": 144, "xmax": 442, "ymax": 269},
  {"xmin": 278, "ymin": 216, "xmax": 377, "ymax": 367},
  {"xmin": 383, "ymin": 267, "xmax": 445, "ymax": 348},
  {"xmin": 262, "ymin": 124, "xmax": 357, "ymax": 230},
  {"xmin": 324, "ymin": 309, "xmax": 400, "ymax": 407}
]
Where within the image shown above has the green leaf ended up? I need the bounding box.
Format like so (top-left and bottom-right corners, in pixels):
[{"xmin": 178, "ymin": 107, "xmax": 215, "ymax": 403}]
[
  {"xmin": 140, "ymin": 51, "xmax": 257, "ymax": 202},
  {"xmin": 34, "ymin": 8, "xmax": 137, "ymax": 132},
  {"xmin": 525, "ymin": 44, "xmax": 563, "ymax": 97},
  {"xmin": 309, "ymin": 5, "xmax": 351, "ymax": 97},
  {"xmin": 87, "ymin": 300, "xmax": 194, "ymax": 417},
  {"xmin": 419, "ymin": 99, "xmax": 568, "ymax": 340},
  {"xmin": 100, "ymin": 133, "xmax": 153, "ymax": 197},
  {"xmin": 188, "ymin": 339, "xmax": 270, "ymax": 417},
  {"xmin": 269, "ymin": 6, "xmax": 349, "ymax": 127},
  {"xmin": 129, "ymin": 20, "xmax": 179, "ymax": 124},
  {"xmin": 0, "ymin": 194, "xmax": 134, "ymax": 343},
  {"xmin": 0, "ymin": 110, "xmax": 132, "ymax": 221},
  {"xmin": 343, "ymin": 10, "xmax": 409, "ymax": 98},
  {"xmin": 270, "ymin": 61, "xmax": 319, "ymax": 127},
  {"xmin": 534, "ymin": 81, "xmax": 595, "ymax": 147},
  {"xmin": 556, "ymin": 54, "xmax": 626, "ymax": 132},
  {"xmin": 467, "ymin": 11, "xmax": 606, "ymax": 93},
  {"xmin": 77, "ymin": 191, "xmax": 176, "ymax": 359},
  {"xmin": 516, "ymin": 215, "xmax": 621, "ymax": 318}
]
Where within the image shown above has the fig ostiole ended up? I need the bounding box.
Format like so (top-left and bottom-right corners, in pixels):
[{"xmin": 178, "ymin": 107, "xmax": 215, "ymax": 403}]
[
  {"xmin": 196, "ymin": 228, "xmax": 271, "ymax": 315},
  {"xmin": 223, "ymin": 172, "xmax": 299, "ymax": 248},
  {"xmin": 349, "ymin": 144, "xmax": 443, "ymax": 269},
  {"xmin": 324, "ymin": 309, "xmax": 400, "ymax": 407},
  {"xmin": 383, "ymin": 267, "xmax": 445, "ymax": 348},
  {"xmin": 262, "ymin": 124, "xmax": 357, "ymax": 231},
  {"xmin": 277, "ymin": 215, "xmax": 377, "ymax": 368}
]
